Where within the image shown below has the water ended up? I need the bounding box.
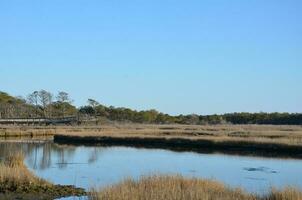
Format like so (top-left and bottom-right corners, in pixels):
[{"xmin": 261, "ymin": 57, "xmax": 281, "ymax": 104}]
[{"xmin": 1, "ymin": 140, "xmax": 302, "ymax": 195}]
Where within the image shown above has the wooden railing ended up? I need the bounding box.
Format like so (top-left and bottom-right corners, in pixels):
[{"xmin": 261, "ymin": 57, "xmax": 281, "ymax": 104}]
[{"xmin": 0, "ymin": 117, "xmax": 78, "ymax": 125}]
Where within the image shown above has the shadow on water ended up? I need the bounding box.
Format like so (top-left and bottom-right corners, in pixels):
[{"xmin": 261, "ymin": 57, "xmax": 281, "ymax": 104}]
[
  {"xmin": 54, "ymin": 135, "xmax": 302, "ymax": 159},
  {"xmin": 243, "ymin": 167, "xmax": 278, "ymax": 174}
]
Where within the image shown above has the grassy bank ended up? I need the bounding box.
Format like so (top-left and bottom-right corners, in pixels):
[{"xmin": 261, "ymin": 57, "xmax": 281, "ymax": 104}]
[
  {"xmin": 2, "ymin": 124, "xmax": 302, "ymax": 145},
  {"xmin": 53, "ymin": 124, "xmax": 302, "ymax": 158},
  {"xmin": 55, "ymin": 124, "xmax": 302, "ymax": 145},
  {"xmin": 89, "ymin": 175, "xmax": 302, "ymax": 200},
  {"xmin": 0, "ymin": 126, "xmax": 55, "ymax": 137},
  {"xmin": 0, "ymin": 153, "xmax": 85, "ymax": 200},
  {"xmin": 2, "ymin": 124, "xmax": 302, "ymax": 158}
]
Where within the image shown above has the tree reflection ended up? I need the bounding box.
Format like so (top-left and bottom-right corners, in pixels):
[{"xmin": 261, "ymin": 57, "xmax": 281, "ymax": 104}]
[
  {"xmin": 0, "ymin": 140, "xmax": 76, "ymax": 170},
  {"xmin": 88, "ymin": 147, "xmax": 103, "ymax": 164},
  {"xmin": 0, "ymin": 139, "xmax": 103, "ymax": 170}
]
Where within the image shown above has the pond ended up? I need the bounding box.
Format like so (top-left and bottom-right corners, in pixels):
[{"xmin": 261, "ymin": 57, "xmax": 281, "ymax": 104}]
[{"xmin": 1, "ymin": 139, "xmax": 302, "ymax": 196}]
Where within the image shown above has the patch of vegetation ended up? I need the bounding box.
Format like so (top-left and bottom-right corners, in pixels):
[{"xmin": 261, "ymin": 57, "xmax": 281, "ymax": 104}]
[
  {"xmin": 0, "ymin": 153, "xmax": 86, "ymax": 199},
  {"xmin": 89, "ymin": 175, "xmax": 302, "ymax": 200},
  {"xmin": 1, "ymin": 90, "xmax": 302, "ymax": 125}
]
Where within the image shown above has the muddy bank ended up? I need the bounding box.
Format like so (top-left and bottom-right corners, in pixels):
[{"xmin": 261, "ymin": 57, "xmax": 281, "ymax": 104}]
[
  {"xmin": 54, "ymin": 134, "xmax": 302, "ymax": 159},
  {"xmin": 0, "ymin": 184, "xmax": 86, "ymax": 200}
]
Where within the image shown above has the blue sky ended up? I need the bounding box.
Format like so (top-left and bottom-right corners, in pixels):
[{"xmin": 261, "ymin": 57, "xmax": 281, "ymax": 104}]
[{"xmin": 0, "ymin": 0, "xmax": 301, "ymax": 115}]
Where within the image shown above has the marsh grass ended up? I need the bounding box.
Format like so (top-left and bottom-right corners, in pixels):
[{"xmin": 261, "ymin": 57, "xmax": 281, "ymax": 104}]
[
  {"xmin": 89, "ymin": 175, "xmax": 302, "ymax": 200},
  {"xmin": 52, "ymin": 124, "xmax": 302, "ymax": 159},
  {"xmin": 0, "ymin": 153, "xmax": 51, "ymax": 193},
  {"xmin": 2, "ymin": 124, "xmax": 302, "ymax": 158},
  {"xmin": 2, "ymin": 124, "xmax": 302, "ymax": 147},
  {"xmin": 0, "ymin": 126, "xmax": 54, "ymax": 137},
  {"xmin": 0, "ymin": 153, "xmax": 86, "ymax": 198},
  {"xmin": 56, "ymin": 124, "xmax": 302, "ymax": 146},
  {"xmin": 267, "ymin": 187, "xmax": 302, "ymax": 200},
  {"xmin": 3, "ymin": 152, "xmax": 26, "ymax": 168}
]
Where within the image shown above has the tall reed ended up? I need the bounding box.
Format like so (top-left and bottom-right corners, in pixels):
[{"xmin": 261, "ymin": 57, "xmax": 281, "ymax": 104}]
[{"xmin": 89, "ymin": 175, "xmax": 302, "ymax": 200}]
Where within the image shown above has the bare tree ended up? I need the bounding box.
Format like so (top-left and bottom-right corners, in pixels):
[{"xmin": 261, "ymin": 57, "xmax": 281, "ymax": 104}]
[
  {"xmin": 27, "ymin": 91, "xmax": 39, "ymax": 117},
  {"xmin": 38, "ymin": 90, "xmax": 53, "ymax": 118},
  {"xmin": 56, "ymin": 91, "xmax": 72, "ymax": 117},
  {"xmin": 57, "ymin": 92, "xmax": 69, "ymax": 103}
]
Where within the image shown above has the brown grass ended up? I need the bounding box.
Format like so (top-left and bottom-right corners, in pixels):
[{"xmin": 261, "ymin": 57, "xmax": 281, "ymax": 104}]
[
  {"xmin": 0, "ymin": 153, "xmax": 86, "ymax": 198},
  {"xmin": 0, "ymin": 126, "xmax": 55, "ymax": 137},
  {"xmin": 55, "ymin": 124, "xmax": 302, "ymax": 146},
  {"xmin": 0, "ymin": 153, "xmax": 49, "ymax": 191},
  {"xmin": 51, "ymin": 124, "xmax": 302, "ymax": 158},
  {"xmin": 89, "ymin": 175, "xmax": 302, "ymax": 200},
  {"xmin": 2, "ymin": 124, "xmax": 302, "ymax": 147}
]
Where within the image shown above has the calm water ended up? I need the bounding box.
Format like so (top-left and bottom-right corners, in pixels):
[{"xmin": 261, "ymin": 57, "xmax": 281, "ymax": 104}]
[{"xmin": 1, "ymin": 139, "xmax": 302, "ymax": 195}]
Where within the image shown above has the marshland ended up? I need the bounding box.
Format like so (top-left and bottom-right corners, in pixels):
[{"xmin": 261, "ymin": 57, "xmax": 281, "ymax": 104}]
[
  {"xmin": 1, "ymin": 133, "xmax": 302, "ymax": 200},
  {"xmin": 1, "ymin": 90, "xmax": 302, "ymax": 199},
  {"xmin": 1, "ymin": 0, "xmax": 301, "ymax": 198},
  {"xmin": 2, "ymin": 123, "xmax": 302, "ymax": 158},
  {"xmin": 0, "ymin": 152, "xmax": 85, "ymax": 200}
]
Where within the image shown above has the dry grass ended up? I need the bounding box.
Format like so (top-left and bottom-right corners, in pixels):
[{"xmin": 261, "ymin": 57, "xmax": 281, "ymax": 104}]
[
  {"xmin": 0, "ymin": 126, "xmax": 55, "ymax": 137},
  {"xmin": 0, "ymin": 153, "xmax": 86, "ymax": 198},
  {"xmin": 55, "ymin": 124, "xmax": 302, "ymax": 146},
  {"xmin": 0, "ymin": 153, "xmax": 49, "ymax": 191},
  {"xmin": 2, "ymin": 124, "xmax": 302, "ymax": 146},
  {"xmin": 89, "ymin": 175, "xmax": 302, "ymax": 200},
  {"xmin": 267, "ymin": 187, "xmax": 302, "ymax": 200}
]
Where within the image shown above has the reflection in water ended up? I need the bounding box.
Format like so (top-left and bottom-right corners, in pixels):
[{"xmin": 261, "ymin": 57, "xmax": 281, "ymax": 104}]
[
  {"xmin": 0, "ymin": 141, "xmax": 78, "ymax": 170},
  {"xmin": 0, "ymin": 140, "xmax": 104, "ymax": 170},
  {"xmin": 1, "ymin": 139, "xmax": 302, "ymax": 194},
  {"xmin": 88, "ymin": 147, "xmax": 103, "ymax": 164}
]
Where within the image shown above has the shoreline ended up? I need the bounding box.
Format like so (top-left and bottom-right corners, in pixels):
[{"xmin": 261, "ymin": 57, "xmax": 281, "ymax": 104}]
[
  {"xmin": 0, "ymin": 154, "xmax": 86, "ymax": 200},
  {"xmin": 2, "ymin": 124, "xmax": 302, "ymax": 158},
  {"xmin": 54, "ymin": 134, "xmax": 302, "ymax": 159}
]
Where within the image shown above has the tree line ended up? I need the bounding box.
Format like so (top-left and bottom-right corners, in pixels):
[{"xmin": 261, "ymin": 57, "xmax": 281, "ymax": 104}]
[
  {"xmin": 0, "ymin": 90, "xmax": 301, "ymax": 125},
  {"xmin": 0, "ymin": 90, "xmax": 76, "ymax": 119}
]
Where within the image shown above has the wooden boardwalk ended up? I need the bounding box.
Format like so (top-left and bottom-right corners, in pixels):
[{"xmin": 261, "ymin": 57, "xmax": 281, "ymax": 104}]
[{"xmin": 0, "ymin": 117, "xmax": 77, "ymax": 125}]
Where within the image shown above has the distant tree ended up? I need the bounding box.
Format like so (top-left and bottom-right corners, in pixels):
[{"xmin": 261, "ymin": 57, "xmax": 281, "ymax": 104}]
[
  {"xmin": 14, "ymin": 96, "xmax": 28, "ymax": 118},
  {"xmin": 52, "ymin": 101, "xmax": 77, "ymax": 118},
  {"xmin": 57, "ymin": 91, "xmax": 69, "ymax": 103},
  {"xmin": 88, "ymin": 99, "xmax": 100, "ymax": 124},
  {"xmin": 0, "ymin": 92, "xmax": 31, "ymax": 118},
  {"xmin": 186, "ymin": 114, "xmax": 200, "ymax": 125},
  {"xmin": 56, "ymin": 91, "xmax": 72, "ymax": 117},
  {"xmin": 79, "ymin": 106, "xmax": 95, "ymax": 115},
  {"xmin": 88, "ymin": 99, "xmax": 100, "ymax": 109},
  {"xmin": 1, "ymin": 90, "xmax": 302, "ymax": 125},
  {"xmin": 95, "ymin": 104, "xmax": 108, "ymax": 117},
  {"xmin": 38, "ymin": 90, "xmax": 53, "ymax": 118},
  {"xmin": 27, "ymin": 91, "xmax": 39, "ymax": 117}
]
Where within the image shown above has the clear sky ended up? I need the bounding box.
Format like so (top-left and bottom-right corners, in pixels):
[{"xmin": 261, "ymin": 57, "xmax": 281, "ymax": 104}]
[{"xmin": 0, "ymin": 0, "xmax": 301, "ymax": 115}]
